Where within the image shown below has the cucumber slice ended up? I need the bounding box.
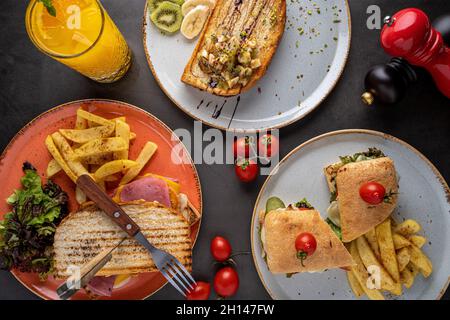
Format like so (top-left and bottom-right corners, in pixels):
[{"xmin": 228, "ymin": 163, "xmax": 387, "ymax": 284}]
[{"xmin": 265, "ymin": 196, "xmax": 285, "ymax": 213}]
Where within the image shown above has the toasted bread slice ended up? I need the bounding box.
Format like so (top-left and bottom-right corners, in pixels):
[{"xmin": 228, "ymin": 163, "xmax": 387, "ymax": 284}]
[
  {"xmin": 262, "ymin": 208, "xmax": 354, "ymax": 274},
  {"xmin": 181, "ymin": 0, "xmax": 286, "ymax": 96},
  {"xmin": 53, "ymin": 201, "xmax": 192, "ymax": 279}
]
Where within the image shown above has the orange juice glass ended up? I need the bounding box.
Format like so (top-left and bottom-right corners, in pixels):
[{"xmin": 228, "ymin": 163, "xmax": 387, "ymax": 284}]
[{"xmin": 26, "ymin": 0, "xmax": 131, "ymax": 83}]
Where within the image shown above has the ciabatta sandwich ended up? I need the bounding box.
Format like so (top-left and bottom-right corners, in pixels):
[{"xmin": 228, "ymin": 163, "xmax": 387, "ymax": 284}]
[{"xmin": 324, "ymin": 148, "xmax": 398, "ymax": 242}]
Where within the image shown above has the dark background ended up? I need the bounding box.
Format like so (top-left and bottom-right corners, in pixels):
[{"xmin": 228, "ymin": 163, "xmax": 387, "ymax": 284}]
[{"xmin": 0, "ymin": 0, "xmax": 449, "ymax": 300}]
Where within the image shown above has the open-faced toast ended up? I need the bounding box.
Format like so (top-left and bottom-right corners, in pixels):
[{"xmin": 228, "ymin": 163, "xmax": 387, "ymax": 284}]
[{"xmin": 181, "ymin": 0, "xmax": 286, "ymax": 96}]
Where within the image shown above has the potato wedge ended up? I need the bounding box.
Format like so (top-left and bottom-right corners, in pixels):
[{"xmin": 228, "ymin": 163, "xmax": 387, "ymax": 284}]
[
  {"xmin": 349, "ymin": 241, "xmax": 385, "ymax": 300},
  {"xmin": 400, "ymin": 267, "xmax": 415, "ymax": 289},
  {"xmin": 394, "ymin": 219, "xmax": 421, "ymax": 236},
  {"xmin": 397, "ymin": 247, "xmax": 410, "ymax": 272},
  {"xmin": 408, "ymin": 235, "xmax": 426, "ymax": 248},
  {"xmin": 51, "ymin": 132, "xmax": 90, "ymax": 178},
  {"xmin": 77, "ymin": 108, "xmax": 114, "ymax": 127},
  {"xmin": 83, "ymin": 153, "xmax": 114, "ymax": 165},
  {"xmin": 46, "ymin": 158, "xmax": 62, "ymax": 178},
  {"xmin": 45, "ymin": 136, "xmax": 77, "ymax": 183},
  {"xmin": 114, "ymin": 120, "xmax": 130, "ymax": 160},
  {"xmin": 347, "ymin": 271, "xmax": 365, "ymax": 298},
  {"xmin": 356, "ymin": 236, "xmax": 396, "ymax": 292},
  {"xmin": 364, "ymin": 229, "xmax": 380, "ymax": 259},
  {"xmin": 393, "ymin": 233, "xmax": 411, "ymax": 250},
  {"xmin": 409, "ymin": 245, "xmax": 432, "ymax": 277},
  {"xmin": 59, "ymin": 125, "xmax": 114, "ymax": 144},
  {"xmin": 376, "ymin": 219, "xmax": 400, "ymax": 282},
  {"xmin": 120, "ymin": 141, "xmax": 158, "ymax": 185},
  {"xmin": 72, "ymin": 138, "xmax": 128, "ymax": 160},
  {"xmin": 94, "ymin": 160, "xmax": 138, "ymax": 181}
]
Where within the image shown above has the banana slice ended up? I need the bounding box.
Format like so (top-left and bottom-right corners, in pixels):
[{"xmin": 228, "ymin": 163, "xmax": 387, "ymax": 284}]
[
  {"xmin": 181, "ymin": 0, "xmax": 216, "ymax": 16},
  {"xmin": 180, "ymin": 5, "xmax": 210, "ymax": 40}
]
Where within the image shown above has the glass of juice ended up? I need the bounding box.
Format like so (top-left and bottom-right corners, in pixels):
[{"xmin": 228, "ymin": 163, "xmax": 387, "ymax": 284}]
[{"xmin": 26, "ymin": 0, "xmax": 131, "ymax": 83}]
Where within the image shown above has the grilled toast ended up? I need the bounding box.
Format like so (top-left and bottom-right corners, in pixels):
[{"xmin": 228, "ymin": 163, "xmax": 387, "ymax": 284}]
[
  {"xmin": 53, "ymin": 201, "xmax": 192, "ymax": 279},
  {"xmin": 181, "ymin": 0, "xmax": 286, "ymax": 96}
]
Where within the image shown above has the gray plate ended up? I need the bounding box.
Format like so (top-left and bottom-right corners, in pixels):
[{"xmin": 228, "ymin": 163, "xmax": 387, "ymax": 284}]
[
  {"xmin": 143, "ymin": 0, "xmax": 351, "ymax": 131},
  {"xmin": 251, "ymin": 129, "xmax": 450, "ymax": 300}
]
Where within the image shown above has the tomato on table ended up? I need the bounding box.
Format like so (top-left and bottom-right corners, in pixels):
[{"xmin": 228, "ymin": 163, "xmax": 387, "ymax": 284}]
[
  {"xmin": 210, "ymin": 236, "xmax": 232, "ymax": 262},
  {"xmin": 258, "ymin": 133, "xmax": 279, "ymax": 158},
  {"xmin": 214, "ymin": 267, "xmax": 239, "ymax": 298},
  {"xmin": 234, "ymin": 159, "xmax": 258, "ymax": 182}
]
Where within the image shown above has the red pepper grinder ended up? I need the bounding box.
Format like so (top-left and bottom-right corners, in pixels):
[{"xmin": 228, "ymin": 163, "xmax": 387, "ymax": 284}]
[{"xmin": 381, "ymin": 8, "xmax": 450, "ymax": 99}]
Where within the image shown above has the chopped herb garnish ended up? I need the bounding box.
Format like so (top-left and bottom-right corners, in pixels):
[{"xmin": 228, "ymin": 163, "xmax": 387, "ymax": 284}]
[
  {"xmin": 295, "ymin": 198, "xmax": 313, "ymax": 209},
  {"xmin": 38, "ymin": 0, "xmax": 56, "ymax": 17},
  {"xmin": 339, "ymin": 148, "xmax": 385, "ymax": 165}
]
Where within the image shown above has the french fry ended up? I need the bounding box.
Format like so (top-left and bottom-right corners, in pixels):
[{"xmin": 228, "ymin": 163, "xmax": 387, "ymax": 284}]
[
  {"xmin": 75, "ymin": 114, "xmax": 88, "ymax": 130},
  {"xmin": 113, "ymin": 116, "xmax": 126, "ymax": 122},
  {"xmin": 83, "ymin": 153, "xmax": 114, "ymax": 165},
  {"xmin": 75, "ymin": 186, "xmax": 87, "ymax": 204},
  {"xmin": 409, "ymin": 245, "xmax": 432, "ymax": 277},
  {"xmin": 114, "ymin": 120, "xmax": 130, "ymax": 160},
  {"xmin": 347, "ymin": 271, "xmax": 365, "ymax": 298},
  {"xmin": 397, "ymin": 247, "xmax": 410, "ymax": 272},
  {"xmin": 394, "ymin": 219, "xmax": 421, "ymax": 236},
  {"xmin": 356, "ymin": 236, "xmax": 396, "ymax": 292},
  {"xmin": 77, "ymin": 108, "xmax": 114, "ymax": 127},
  {"xmin": 376, "ymin": 219, "xmax": 400, "ymax": 282},
  {"xmin": 72, "ymin": 137, "xmax": 128, "ymax": 160},
  {"xmin": 59, "ymin": 125, "xmax": 114, "ymax": 144},
  {"xmin": 46, "ymin": 158, "xmax": 62, "ymax": 178},
  {"xmin": 400, "ymin": 267, "xmax": 415, "ymax": 289},
  {"xmin": 408, "ymin": 235, "xmax": 426, "ymax": 248},
  {"xmin": 94, "ymin": 160, "xmax": 138, "ymax": 181},
  {"xmin": 393, "ymin": 233, "xmax": 411, "ymax": 250},
  {"xmin": 51, "ymin": 132, "xmax": 90, "ymax": 178},
  {"xmin": 44, "ymin": 136, "xmax": 77, "ymax": 183},
  {"xmin": 364, "ymin": 229, "xmax": 380, "ymax": 259},
  {"xmin": 349, "ymin": 241, "xmax": 385, "ymax": 300},
  {"xmin": 120, "ymin": 141, "xmax": 158, "ymax": 185}
]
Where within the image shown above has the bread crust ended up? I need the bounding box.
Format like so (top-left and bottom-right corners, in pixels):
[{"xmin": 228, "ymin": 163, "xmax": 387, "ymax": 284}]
[
  {"xmin": 263, "ymin": 209, "xmax": 354, "ymax": 274},
  {"xmin": 181, "ymin": 0, "xmax": 286, "ymax": 96}
]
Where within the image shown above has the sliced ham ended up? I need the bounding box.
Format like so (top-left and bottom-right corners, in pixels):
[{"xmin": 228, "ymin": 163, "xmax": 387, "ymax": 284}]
[
  {"xmin": 86, "ymin": 276, "xmax": 116, "ymax": 297},
  {"xmin": 118, "ymin": 176, "xmax": 171, "ymax": 207}
]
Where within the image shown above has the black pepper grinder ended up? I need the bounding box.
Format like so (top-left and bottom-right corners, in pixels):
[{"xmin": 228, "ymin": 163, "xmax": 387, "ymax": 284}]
[{"xmin": 361, "ymin": 57, "xmax": 417, "ymax": 105}]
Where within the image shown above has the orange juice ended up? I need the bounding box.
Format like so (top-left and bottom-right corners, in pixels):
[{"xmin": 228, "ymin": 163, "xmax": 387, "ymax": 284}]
[{"xmin": 26, "ymin": 0, "xmax": 131, "ymax": 83}]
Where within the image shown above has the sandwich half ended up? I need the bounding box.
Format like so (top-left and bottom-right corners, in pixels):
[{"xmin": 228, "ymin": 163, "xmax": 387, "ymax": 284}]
[
  {"xmin": 324, "ymin": 149, "xmax": 398, "ymax": 242},
  {"xmin": 53, "ymin": 200, "xmax": 192, "ymax": 279},
  {"xmin": 260, "ymin": 205, "xmax": 354, "ymax": 274},
  {"xmin": 181, "ymin": 0, "xmax": 286, "ymax": 96}
]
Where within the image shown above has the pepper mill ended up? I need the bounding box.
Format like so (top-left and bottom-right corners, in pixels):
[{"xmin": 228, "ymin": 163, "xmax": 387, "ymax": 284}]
[
  {"xmin": 381, "ymin": 8, "xmax": 450, "ymax": 99},
  {"xmin": 361, "ymin": 58, "xmax": 417, "ymax": 105}
]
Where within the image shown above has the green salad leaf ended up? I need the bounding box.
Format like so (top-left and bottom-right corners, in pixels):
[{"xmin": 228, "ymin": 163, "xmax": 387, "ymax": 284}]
[
  {"xmin": 0, "ymin": 162, "xmax": 68, "ymax": 277},
  {"xmin": 326, "ymin": 218, "xmax": 342, "ymax": 240}
]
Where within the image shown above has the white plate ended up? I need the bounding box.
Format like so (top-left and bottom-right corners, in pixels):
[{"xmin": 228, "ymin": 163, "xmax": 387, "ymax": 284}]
[
  {"xmin": 143, "ymin": 0, "xmax": 351, "ymax": 131},
  {"xmin": 251, "ymin": 129, "xmax": 450, "ymax": 300}
]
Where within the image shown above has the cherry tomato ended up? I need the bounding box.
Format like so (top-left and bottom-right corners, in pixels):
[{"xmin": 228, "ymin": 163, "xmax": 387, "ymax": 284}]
[
  {"xmin": 214, "ymin": 267, "xmax": 239, "ymax": 298},
  {"xmin": 258, "ymin": 133, "xmax": 279, "ymax": 158},
  {"xmin": 295, "ymin": 232, "xmax": 317, "ymax": 266},
  {"xmin": 359, "ymin": 181, "xmax": 386, "ymax": 205},
  {"xmin": 211, "ymin": 236, "xmax": 232, "ymax": 262},
  {"xmin": 234, "ymin": 159, "xmax": 258, "ymax": 182},
  {"xmin": 233, "ymin": 136, "xmax": 253, "ymax": 158},
  {"xmin": 186, "ymin": 281, "xmax": 211, "ymax": 300}
]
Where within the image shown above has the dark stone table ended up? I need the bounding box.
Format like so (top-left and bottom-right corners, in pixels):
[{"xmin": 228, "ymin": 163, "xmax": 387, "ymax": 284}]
[{"xmin": 0, "ymin": 0, "xmax": 448, "ymax": 300}]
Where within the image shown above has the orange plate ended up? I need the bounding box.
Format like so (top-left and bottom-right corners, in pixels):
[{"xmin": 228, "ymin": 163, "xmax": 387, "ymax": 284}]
[{"xmin": 0, "ymin": 99, "xmax": 202, "ymax": 300}]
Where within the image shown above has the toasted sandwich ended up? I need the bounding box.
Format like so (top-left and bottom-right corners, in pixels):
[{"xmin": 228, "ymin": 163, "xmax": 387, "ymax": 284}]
[
  {"xmin": 324, "ymin": 148, "xmax": 398, "ymax": 242},
  {"xmin": 181, "ymin": 0, "xmax": 286, "ymax": 96},
  {"xmin": 53, "ymin": 201, "xmax": 192, "ymax": 279},
  {"xmin": 259, "ymin": 198, "xmax": 354, "ymax": 274}
]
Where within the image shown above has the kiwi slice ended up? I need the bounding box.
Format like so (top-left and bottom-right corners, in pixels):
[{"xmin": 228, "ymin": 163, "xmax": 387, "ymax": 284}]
[
  {"xmin": 265, "ymin": 196, "xmax": 286, "ymax": 213},
  {"xmin": 150, "ymin": 1, "xmax": 183, "ymax": 33},
  {"xmin": 148, "ymin": 0, "xmax": 184, "ymax": 12}
]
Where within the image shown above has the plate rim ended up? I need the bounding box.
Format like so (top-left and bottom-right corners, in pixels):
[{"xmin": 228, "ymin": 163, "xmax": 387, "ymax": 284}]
[
  {"xmin": 142, "ymin": 0, "xmax": 352, "ymax": 132},
  {"xmin": 0, "ymin": 98, "xmax": 203, "ymax": 300},
  {"xmin": 250, "ymin": 128, "xmax": 450, "ymax": 300}
]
